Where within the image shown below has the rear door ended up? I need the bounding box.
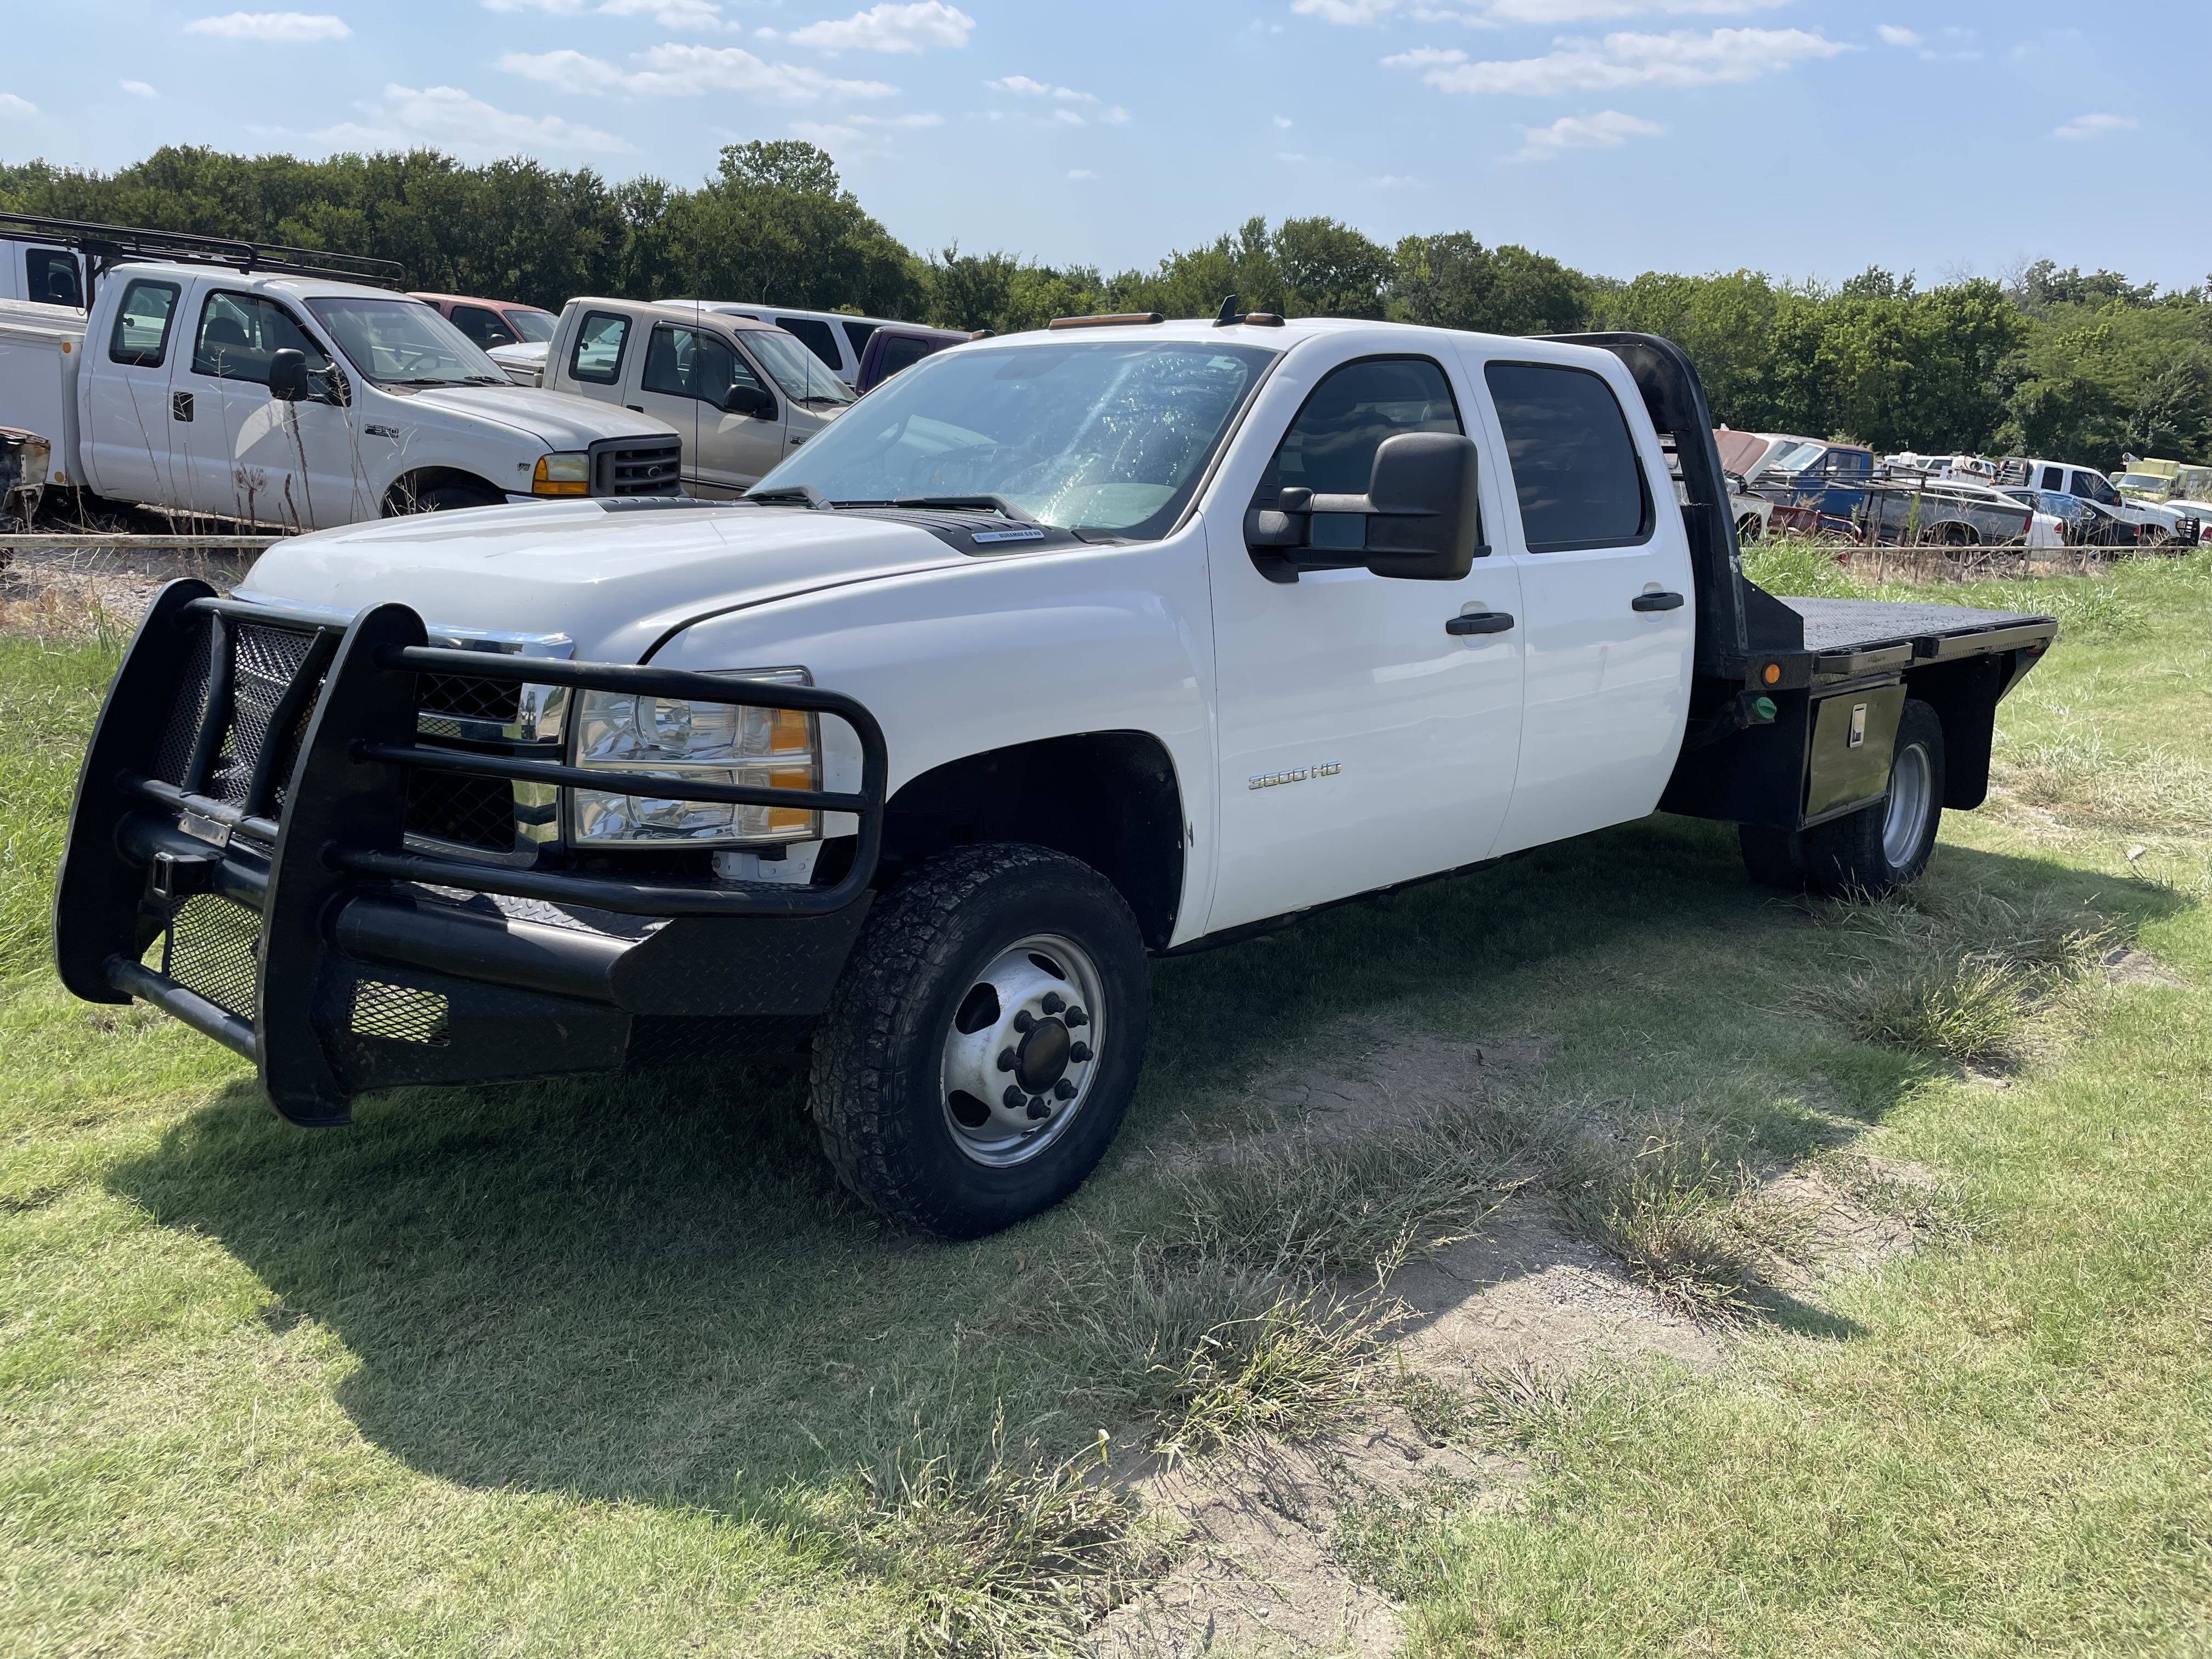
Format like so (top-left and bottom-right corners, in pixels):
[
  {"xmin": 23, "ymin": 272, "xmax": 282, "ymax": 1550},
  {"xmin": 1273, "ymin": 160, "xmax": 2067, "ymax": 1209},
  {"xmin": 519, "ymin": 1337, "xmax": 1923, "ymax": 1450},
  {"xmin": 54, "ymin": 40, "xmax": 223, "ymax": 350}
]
[
  {"xmin": 447, "ymin": 303, "xmax": 518, "ymax": 349},
  {"xmin": 1468, "ymin": 350, "xmax": 1695, "ymax": 856},
  {"xmin": 1206, "ymin": 347, "xmax": 1526, "ymax": 934},
  {"xmin": 80, "ymin": 273, "xmax": 189, "ymax": 507}
]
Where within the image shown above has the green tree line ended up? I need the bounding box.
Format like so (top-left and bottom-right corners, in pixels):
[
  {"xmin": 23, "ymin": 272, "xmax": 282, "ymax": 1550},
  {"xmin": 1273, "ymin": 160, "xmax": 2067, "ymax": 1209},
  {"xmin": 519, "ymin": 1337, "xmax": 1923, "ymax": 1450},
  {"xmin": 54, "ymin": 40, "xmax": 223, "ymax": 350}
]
[{"xmin": 6, "ymin": 142, "xmax": 2209, "ymax": 470}]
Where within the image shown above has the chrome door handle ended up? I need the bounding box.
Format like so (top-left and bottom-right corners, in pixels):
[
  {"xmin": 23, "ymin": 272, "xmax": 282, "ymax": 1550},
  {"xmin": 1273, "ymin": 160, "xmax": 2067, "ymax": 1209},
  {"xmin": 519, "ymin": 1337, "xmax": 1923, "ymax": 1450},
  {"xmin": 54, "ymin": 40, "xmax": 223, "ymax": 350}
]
[
  {"xmin": 1445, "ymin": 611, "xmax": 1515, "ymax": 636},
  {"xmin": 1633, "ymin": 591, "xmax": 1685, "ymax": 612}
]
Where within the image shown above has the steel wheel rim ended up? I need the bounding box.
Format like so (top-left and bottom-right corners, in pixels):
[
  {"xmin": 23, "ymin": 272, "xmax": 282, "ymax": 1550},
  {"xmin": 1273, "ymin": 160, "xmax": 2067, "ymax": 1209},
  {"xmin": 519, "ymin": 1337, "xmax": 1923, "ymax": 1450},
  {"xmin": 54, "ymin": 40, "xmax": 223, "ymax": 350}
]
[
  {"xmin": 938, "ymin": 932, "xmax": 1107, "ymax": 1169},
  {"xmin": 1883, "ymin": 741, "xmax": 1932, "ymax": 866}
]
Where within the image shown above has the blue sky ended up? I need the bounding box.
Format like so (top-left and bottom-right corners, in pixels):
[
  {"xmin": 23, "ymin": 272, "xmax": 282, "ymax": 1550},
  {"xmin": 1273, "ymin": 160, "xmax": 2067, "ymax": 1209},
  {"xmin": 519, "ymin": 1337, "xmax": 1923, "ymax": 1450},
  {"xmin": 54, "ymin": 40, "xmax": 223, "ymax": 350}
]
[{"xmin": 3, "ymin": 2, "xmax": 2205, "ymax": 292}]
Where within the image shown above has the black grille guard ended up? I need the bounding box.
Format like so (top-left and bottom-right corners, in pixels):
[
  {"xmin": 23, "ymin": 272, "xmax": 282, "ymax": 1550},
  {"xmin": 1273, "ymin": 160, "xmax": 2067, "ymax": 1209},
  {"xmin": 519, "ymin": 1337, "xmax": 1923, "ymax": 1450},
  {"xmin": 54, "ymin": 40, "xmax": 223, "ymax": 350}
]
[{"xmin": 54, "ymin": 581, "xmax": 888, "ymax": 1126}]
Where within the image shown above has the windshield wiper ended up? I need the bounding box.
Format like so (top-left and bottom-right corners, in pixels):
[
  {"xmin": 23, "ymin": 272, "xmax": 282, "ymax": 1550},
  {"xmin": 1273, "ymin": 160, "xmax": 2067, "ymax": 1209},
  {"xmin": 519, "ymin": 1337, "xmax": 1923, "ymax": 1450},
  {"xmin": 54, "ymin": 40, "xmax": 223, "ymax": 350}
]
[
  {"xmin": 743, "ymin": 483, "xmax": 834, "ymax": 510},
  {"xmin": 890, "ymin": 495, "xmax": 1040, "ymax": 523}
]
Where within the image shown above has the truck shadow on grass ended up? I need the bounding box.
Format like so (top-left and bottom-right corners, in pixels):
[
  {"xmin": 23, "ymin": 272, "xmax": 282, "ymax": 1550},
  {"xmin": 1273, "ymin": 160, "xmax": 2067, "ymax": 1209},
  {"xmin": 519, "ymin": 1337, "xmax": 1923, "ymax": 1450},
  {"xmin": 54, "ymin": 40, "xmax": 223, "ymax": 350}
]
[{"xmin": 106, "ymin": 814, "xmax": 2179, "ymax": 1518}]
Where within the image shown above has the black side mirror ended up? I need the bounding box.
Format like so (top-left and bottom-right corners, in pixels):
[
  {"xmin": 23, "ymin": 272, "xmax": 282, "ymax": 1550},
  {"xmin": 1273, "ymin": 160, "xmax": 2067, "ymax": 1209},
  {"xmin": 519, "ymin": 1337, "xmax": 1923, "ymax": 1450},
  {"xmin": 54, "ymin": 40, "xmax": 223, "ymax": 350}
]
[
  {"xmin": 268, "ymin": 348, "xmax": 311, "ymax": 403},
  {"xmin": 725, "ymin": 382, "xmax": 777, "ymax": 420},
  {"xmin": 1244, "ymin": 432, "xmax": 1483, "ymax": 581}
]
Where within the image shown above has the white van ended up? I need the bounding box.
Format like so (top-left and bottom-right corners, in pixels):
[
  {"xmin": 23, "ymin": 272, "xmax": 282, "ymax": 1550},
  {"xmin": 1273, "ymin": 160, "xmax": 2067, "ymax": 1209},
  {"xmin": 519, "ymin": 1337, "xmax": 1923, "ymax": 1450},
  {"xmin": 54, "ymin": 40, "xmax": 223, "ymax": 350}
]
[
  {"xmin": 659, "ymin": 300, "xmax": 902, "ymax": 387},
  {"xmin": 543, "ymin": 298, "xmax": 855, "ymax": 495}
]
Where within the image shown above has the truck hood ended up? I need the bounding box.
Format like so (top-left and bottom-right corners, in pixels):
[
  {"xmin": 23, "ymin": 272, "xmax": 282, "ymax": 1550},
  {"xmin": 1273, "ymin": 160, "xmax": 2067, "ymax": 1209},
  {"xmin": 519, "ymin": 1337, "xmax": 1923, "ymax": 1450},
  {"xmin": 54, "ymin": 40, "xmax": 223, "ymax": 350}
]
[
  {"xmin": 235, "ymin": 500, "xmax": 967, "ymax": 661},
  {"xmin": 383, "ymin": 382, "xmax": 675, "ymax": 448}
]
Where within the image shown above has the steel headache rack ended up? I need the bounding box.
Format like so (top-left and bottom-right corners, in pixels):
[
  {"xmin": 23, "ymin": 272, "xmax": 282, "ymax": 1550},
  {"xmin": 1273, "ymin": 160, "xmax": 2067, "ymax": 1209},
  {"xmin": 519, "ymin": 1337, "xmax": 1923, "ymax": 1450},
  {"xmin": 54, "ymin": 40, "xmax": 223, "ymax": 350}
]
[{"xmin": 55, "ymin": 583, "xmax": 888, "ymax": 1126}]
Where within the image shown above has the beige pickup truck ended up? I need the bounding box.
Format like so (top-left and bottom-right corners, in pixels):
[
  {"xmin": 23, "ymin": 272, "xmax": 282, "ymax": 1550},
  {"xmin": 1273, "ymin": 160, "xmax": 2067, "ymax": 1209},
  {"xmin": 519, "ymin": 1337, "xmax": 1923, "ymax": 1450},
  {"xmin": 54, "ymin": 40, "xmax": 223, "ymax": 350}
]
[{"xmin": 541, "ymin": 298, "xmax": 856, "ymax": 496}]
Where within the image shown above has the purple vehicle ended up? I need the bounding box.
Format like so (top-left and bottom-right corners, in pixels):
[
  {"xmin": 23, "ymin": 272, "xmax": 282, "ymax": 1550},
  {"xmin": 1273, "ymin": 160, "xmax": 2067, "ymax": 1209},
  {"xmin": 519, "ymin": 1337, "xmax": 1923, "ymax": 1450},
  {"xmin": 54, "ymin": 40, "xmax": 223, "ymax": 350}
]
[{"xmin": 857, "ymin": 323, "xmax": 977, "ymax": 392}]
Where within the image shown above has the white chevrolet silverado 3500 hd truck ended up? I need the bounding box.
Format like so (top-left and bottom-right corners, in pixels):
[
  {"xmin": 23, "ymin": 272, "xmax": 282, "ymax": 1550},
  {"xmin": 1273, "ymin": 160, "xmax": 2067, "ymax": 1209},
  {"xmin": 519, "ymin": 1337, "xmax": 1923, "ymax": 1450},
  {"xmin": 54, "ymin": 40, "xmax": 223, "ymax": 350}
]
[
  {"xmin": 0, "ymin": 215, "xmax": 682, "ymax": 524},
  {"xmin": 55, "ymin": 315, "xmax": 2059, "ymax": 1237}
]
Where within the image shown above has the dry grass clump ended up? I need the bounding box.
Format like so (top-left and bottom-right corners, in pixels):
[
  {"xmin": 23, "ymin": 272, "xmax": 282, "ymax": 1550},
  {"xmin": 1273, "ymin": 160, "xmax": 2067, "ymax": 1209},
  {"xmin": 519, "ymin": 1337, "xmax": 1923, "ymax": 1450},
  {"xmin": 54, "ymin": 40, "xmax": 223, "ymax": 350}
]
[
  {"xmin": 857, "ymin": 1420, "xmax": 1160, "ymax": 1658},
  {"xmin": 1553, "ymin": 1133, "xmax": 1788, "ymax": 1317},
  {"xmin": 1799, "ymin": 886, "xmax": 2115, "ymax": 1064}
]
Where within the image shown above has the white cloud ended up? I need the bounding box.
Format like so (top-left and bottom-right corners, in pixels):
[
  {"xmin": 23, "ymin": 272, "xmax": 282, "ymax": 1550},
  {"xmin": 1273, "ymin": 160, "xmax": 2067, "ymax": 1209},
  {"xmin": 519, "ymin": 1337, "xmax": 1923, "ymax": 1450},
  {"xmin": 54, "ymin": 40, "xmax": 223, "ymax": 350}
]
[
  {"xmin": 1514, "ymin": 106, "xmax": 1662, "ymax": 159},
  {"xmin": 499, "ymin": 44, "xmax": 898, "ymax": 101},
  {"xmin": 120, "ymin": 80, "xmax": 160, "ymax": 97},
  {"xmin": 291, "ymin": 84, "xmax": 632, "ymax": 156},
  {"xmin": 1273, "ymin": 114, "xmax": 1294, "ymax": 127},
  {"xmin": 1387, "ymin": 27, "xmax": 1849, "ymax": 94},
  {"xmin": 2052, "ymin": 111, "xmax": 2138, "ymax": 142},
  {"xmin": 1067, "ymin": 168, "xmax": 1096, "ymax": 179},
  {"xmin": 983, "ymin": 75, "xmax": 1126, "ymax": 124},
  {"xmin": 1292, "ymin": 0, "xmax": 1396, "ymax": 20},
  {"xmin": 1374, "ymin": 172, "xmax": 1421, "ymax": 186},
  {"xmin": 484, "ymin": 0, "xmax": 730, "ymax": 29},
  {"xmin": 184, "ymin": 12, "xmax": 351, "ymax": 41},
  {"xmin": 788, "ymin": 109, "xmax": 941, "ymax": 150},
  {"xmin": 1277, "ymin": 150, "xmax": 1307, "ymax": 161},
  {"xmin": 776, "ymin": 3, "xmax": 973, "ymax": 52},
  {"xmin": 1876, "ymin": 24, "xmax": 1919, "ymax": 46},
  {"xmin": 0, "ymin": 93, "xmax": 36, "ymax": 118},
  {"xmin": 1304, "ymin": 0, "xmax": 1795, "ymax": 20}
]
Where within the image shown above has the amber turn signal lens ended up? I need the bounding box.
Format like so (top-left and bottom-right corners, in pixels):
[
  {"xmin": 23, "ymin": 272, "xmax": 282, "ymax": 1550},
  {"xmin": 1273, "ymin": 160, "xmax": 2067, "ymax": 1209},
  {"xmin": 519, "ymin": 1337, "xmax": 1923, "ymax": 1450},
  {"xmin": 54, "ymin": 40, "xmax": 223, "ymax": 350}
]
[{"xmin": 1761, "ymin": 663, "xmax": 1781, "ymax": 685}]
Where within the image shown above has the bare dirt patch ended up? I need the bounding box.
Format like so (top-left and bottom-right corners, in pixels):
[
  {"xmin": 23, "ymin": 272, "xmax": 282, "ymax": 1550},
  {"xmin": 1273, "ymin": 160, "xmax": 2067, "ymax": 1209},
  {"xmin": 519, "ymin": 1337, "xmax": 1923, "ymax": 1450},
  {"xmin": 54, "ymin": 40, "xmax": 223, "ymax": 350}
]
[
  {"xmin": 0, "ymin": 543, "xmax": 257, "ymax": 637},
  {"xmin": 1091, "ymin": 1408, "xmax": 1505, "ymax": 1658}
]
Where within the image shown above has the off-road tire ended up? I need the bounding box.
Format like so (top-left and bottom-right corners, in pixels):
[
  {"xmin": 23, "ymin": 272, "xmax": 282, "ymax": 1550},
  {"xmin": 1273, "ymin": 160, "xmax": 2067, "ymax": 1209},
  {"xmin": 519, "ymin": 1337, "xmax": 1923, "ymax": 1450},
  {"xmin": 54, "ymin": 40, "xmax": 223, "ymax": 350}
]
[
  {"xmin": 1739, "ymin": 697, "xmax": 1945, "ymax": 899},
  {"xmin": 809, "ymin": 842, "xmax": 1149, "ymax": 1238}
]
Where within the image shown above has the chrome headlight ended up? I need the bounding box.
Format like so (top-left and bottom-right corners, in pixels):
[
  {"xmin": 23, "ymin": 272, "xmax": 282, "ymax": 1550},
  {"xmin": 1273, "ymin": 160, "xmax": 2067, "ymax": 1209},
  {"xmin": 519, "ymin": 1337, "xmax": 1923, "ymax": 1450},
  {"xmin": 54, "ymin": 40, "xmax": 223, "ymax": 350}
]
[{"xmin": 567, "ymin": 669, "xmax": 820, "ymax": 847}]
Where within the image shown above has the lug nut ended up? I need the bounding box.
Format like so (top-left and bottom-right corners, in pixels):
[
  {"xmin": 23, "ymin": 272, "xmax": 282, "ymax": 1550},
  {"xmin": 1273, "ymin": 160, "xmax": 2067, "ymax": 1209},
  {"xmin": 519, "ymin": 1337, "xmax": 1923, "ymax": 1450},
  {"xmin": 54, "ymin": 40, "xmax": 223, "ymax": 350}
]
[
  {"xmin": 1002, "ymin": 1086, "xmax": 1025, "ymax": 1110},
  {"xmin": 1013, "ymin": 1011, "xmax": 1035, "ymax": 1033},
  {"xmin": 1042, "ymin": 992, "xmax": 1065, "ymax": 1014},
  {"xmin": 1026, "ymin": 1096, "xmax": 1050, "ymax": 1120},
  {"xmin": 996, "ymin": 1048, "xmax": 1018, "ymax": 1072},
  {"xmin": 1064, "ymin": 1006, "xmax": 1088, "ymax": 1028},
  {"xmin": 1069, "ymin": 1041, "xmax": 1092, "ymax": 1064},
  {"xmin": 1054, "ymin": 1079, "xmax": 1077, "ymax": 1101}
]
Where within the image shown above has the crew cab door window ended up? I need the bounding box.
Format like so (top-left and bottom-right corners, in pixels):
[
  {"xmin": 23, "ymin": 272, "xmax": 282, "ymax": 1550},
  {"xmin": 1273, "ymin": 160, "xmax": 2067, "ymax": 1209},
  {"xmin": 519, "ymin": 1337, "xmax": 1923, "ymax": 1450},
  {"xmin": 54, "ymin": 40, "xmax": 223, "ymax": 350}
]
[
  {"xmin": 569, "ymin": 311, "xmax": 630, "ymax": 385},
  {"xmin": 2073, "ymin": 470, "xmax": 2119, "ymax": 505},
  {"xmin": 1206, "ymin": 351, "xmax": 1525, "ymax": 934},
  {"xmin": 1255, "ymin": 356, "xmax": 1463, "ymax": 551},
  {"xmin": 108, "ymin": 278, "xmax": 180, "ymax": 366},
  {"xmin": 449, "ymin": 303, "xmax": 517, "ymax": 349},
  {"xmin": 1483, "ymin": 361, "xmax": 1651, "ymax": 552},
  {"xmin": 1479, "ymin": 356, "xmax": 1688, "ymax": 855},
  {"xmin": 2040, "ymin": 465, "xmax": 2065, "ymax": 491}
]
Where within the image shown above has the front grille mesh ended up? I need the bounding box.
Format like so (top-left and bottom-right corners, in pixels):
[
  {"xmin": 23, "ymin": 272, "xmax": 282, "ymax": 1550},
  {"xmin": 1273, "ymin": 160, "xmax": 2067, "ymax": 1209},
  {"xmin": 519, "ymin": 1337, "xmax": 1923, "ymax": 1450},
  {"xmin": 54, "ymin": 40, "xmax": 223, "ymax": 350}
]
[
  {"xmin": 417, "ymin": 673, "xmax": 520, "ymax": 726},
  {"xmin": 217, "ymin": 624, "xmax": 319, "ymax": 808},
  {"xmin": 405, "ymin": 769, "xmax": 518, "ymax": 853},
  {"xmin": 348, "ymin": 980, "xmax": 450, "ymax": 1045},
  {"xmin": 161, "ymin": 895, "xmax": 261, "ymax": 1020},
  {"xmin": 153, "ymin": 624, "xmax": 213, "ymax": 785}
]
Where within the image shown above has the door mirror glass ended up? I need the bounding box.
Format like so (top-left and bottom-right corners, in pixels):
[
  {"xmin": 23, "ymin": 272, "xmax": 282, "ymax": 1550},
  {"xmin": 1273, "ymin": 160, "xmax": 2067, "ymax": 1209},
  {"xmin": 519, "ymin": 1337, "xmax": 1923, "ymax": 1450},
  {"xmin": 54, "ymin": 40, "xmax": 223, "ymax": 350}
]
[
  {"xmin": 267, "ymin": 347, "xmax": 311, "ymax": 403},
  {"xmin": 725, "ymin": 381, "xmax": 777, "ymax": 419}
]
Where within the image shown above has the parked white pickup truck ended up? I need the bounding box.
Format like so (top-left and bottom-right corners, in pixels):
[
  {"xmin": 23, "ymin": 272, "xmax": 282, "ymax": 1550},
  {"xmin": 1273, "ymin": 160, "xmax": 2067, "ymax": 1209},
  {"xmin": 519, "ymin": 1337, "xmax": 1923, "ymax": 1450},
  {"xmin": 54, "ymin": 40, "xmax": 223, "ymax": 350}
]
[
  {"xmin": 0, "ymin": 218, "xmax": 683, "ymax": 527},
  {"xmin": 58, "ymin": 312, "xmax": 2058, "ymax": 1238}
]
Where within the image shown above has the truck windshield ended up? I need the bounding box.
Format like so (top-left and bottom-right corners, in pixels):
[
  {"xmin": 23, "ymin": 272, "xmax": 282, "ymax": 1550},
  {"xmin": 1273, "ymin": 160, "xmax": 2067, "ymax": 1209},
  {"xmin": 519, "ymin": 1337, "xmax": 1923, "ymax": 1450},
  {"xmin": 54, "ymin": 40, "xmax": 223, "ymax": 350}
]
[
  {"xmin": 747, "ymin": 328, "xmax": 855, "ymax": 406},
  {"xmin": 2114, "ymin": 472, "xmax": 2170, "ymax": 497},
  {"xmin": 751, "ymin": 338, "xmax": 1278, "ymax": 538},
  {"xmin": 303, "ymin": 296, "xmax": 506, "ymax": 387}
]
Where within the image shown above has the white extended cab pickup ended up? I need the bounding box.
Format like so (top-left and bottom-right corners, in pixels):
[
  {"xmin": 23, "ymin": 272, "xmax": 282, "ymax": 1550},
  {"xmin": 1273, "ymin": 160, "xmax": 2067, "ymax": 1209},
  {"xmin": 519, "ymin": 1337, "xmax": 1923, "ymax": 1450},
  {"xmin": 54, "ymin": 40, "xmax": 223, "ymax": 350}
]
[
  {"xmin": 57, "ymin": 315, "xmax": 2060, "ymax": 1237},
  {"xmin": 0, "ymin": 229, "xmax": 683, "ymax": 527}
]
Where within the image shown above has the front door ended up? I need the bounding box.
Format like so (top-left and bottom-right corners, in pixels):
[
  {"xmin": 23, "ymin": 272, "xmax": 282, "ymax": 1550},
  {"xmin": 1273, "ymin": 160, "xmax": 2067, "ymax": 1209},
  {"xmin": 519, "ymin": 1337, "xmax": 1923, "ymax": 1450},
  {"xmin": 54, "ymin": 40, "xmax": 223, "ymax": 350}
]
[
  {"xmin": 80, "ymin": 273, "xmax": 188, "ymax": 507},
  {"xmin": 1470, "ymin": 353, "xmax": 1695, "ymax": 856},
  {"xmin": 633, "ymin": 322, "xmax": 786, "ymax": 496},
  {"xmin": 1206, "ymin": 351, "xmax": 1527, "ymax": 935},
  {"xmin": 179, "ymin": 289, "xmax": 360, "ymax": 528}
]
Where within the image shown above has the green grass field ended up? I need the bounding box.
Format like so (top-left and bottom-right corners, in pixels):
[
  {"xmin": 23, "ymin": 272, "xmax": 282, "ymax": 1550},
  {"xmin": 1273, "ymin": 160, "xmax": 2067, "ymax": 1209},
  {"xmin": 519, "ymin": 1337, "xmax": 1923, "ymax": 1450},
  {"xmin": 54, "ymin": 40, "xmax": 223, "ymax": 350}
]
[{"xmin": 2, "ymin": 549, "xmax": 2208, "ymax": 1656}]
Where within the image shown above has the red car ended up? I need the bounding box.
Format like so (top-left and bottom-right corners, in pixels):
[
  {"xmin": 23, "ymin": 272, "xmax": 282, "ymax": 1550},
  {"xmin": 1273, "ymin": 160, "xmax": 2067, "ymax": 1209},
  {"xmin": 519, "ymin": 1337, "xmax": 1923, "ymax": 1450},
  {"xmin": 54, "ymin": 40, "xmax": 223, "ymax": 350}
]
[{"xmin": 408, "ymin": 291, "xmax": 558, "ymax": 351}]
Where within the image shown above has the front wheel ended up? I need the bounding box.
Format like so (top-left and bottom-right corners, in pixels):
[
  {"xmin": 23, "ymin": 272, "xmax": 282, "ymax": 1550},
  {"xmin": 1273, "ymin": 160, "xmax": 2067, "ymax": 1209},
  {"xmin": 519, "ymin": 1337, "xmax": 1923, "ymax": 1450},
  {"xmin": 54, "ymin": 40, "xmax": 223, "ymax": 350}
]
[
  {"xmin": 809, "ymin": 843, "xmax": 1150, "ymax": 1238},
  {"xmin": 1740, "ymin": 698, "xmax": 1945, "ymax": 899}
]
